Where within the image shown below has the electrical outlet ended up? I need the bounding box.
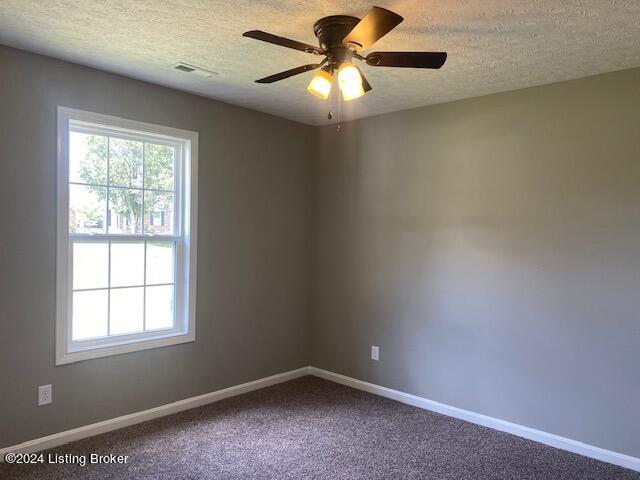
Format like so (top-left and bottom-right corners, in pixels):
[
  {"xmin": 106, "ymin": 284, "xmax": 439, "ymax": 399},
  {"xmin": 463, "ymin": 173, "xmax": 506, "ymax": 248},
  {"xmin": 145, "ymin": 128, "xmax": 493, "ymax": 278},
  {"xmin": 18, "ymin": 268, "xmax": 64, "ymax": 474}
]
[
  {"xmin": 38, "ymin": 384, "xmax": 52, "ymax": 406},
  {"xmin": 371, "ymin": 345, "xmax": 380, "ymax": 361}
]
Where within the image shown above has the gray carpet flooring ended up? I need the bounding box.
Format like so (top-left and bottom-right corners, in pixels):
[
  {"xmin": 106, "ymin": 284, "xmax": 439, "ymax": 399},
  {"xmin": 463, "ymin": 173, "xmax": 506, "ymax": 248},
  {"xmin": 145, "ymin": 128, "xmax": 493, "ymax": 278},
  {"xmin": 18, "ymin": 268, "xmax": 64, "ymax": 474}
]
[{"xmin": 2, "ymin": 376, "xmax": 638, "ymax": 479}]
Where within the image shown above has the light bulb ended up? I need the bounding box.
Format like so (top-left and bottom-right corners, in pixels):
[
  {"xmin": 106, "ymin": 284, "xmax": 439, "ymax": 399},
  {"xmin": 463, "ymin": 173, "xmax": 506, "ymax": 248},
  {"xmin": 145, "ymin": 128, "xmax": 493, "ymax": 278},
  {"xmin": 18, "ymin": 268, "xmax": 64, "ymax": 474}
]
[
  {"xmin": 307, "ymin": 69, "xmax": 333, "ymax": 99},
  {"xmin": 337, "ymin": 63, "xmax": 365, "ymax": 101}
]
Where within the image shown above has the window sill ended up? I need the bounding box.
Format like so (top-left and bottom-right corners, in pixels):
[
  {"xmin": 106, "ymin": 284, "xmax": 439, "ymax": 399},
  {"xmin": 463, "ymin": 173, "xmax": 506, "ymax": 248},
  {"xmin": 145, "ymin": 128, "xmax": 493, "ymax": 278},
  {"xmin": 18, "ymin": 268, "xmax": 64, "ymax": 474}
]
[{"xmin": 56, "ymin": 331, "xmax": 195, "ymax": 365}]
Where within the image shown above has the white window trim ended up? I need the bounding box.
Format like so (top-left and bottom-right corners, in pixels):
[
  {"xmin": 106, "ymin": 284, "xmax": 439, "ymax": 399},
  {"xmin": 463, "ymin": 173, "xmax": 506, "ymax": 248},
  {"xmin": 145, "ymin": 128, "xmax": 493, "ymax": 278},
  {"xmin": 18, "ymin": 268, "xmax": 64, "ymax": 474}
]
[{"xmin": 56, "ymin": 107, "xmax": 198, "ymax": 365}]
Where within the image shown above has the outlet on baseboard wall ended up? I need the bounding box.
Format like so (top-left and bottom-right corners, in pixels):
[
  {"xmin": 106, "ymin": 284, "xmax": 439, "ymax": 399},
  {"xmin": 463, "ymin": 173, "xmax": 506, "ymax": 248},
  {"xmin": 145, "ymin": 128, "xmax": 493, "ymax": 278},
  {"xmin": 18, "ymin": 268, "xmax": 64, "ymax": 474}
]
[
  {"xmin": 371, "ymin": 345, "xmax": 380, "ymax": 361},
  {"xmin": 39, "ymin": 384, "xmax": 52, "ymax": 406}
]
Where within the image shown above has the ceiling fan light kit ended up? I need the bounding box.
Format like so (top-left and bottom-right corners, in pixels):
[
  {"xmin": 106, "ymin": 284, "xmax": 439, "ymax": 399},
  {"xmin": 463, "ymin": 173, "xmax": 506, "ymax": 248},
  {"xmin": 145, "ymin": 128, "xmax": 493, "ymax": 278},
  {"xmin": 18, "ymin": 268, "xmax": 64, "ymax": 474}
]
[
  {"xmin": 243, "ymin": 6, "xmax": 447, "ymax": 101},
  {"xmin": 337, "ymin": 63, "xmax": 365, "ymax": 101},
  {"xmin": 307, "ymin": 67, "xmax": 333, "ymax": 99}
]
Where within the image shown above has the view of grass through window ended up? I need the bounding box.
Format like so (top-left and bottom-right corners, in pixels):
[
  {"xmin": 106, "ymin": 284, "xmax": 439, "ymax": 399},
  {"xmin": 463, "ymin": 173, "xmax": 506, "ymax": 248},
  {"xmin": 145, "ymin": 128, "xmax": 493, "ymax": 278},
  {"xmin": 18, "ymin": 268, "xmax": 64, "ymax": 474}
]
[{"xmin": 69, "ymin": 131, "xmax": 177, "ymax": 340}]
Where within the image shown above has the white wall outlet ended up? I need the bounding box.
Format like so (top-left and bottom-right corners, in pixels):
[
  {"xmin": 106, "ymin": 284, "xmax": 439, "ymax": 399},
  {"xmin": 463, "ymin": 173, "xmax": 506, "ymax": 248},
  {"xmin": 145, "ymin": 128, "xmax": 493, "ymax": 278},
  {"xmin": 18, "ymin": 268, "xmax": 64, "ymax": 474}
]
[
  {"xmin": 371, "ymin": 345, "xmax": 380, "ymax": 361},
  {"xmin": 38, "ymin": 384, "xmax": 52, "ymax": 406}
]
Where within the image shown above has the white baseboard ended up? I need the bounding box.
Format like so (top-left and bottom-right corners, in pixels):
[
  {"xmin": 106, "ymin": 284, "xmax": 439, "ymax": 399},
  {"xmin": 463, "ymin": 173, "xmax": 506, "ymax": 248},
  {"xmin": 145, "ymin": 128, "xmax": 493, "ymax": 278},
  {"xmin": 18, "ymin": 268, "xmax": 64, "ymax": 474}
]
[
  {"xmin": 3, "ymin": 365, "xmax": 638, "ymax": 473},
  {"xmin": 0, "ymin": 367, "xmax": 310, "ymax": 459},
  {"xmin": 308, "ymin": 367, "xmax": 640, "ymax": 473}
]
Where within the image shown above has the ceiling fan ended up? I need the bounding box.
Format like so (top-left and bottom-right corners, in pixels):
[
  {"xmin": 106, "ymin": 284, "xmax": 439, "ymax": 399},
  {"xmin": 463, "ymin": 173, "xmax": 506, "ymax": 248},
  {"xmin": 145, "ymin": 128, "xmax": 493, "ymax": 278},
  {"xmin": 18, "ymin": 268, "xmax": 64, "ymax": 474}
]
[{"xmin": 243, "ymin": 6, "xmax": 447, "ymax": 101}]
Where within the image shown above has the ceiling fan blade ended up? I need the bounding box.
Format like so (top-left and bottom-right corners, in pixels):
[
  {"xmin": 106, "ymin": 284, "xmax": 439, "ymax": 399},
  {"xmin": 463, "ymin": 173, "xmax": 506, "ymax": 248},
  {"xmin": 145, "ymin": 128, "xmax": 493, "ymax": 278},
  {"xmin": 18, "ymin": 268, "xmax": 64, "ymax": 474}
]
[
  {"xmin": 342, "ymin": 6, "xmax": 403, "ymax": 50},
  {"xmin": 365, "ymin": 52, "xmax": 447, "ymax": 69},
  {"xmin": 356, "ymin": 67, "xmax": 372, "ymax": 92},
  {"xmin": 255, "ymin": 64, "xmax": 322, "ymax": 83},
  {"xmin": 243, "ymin": 30, "xmax": 323, "ymax": 55}
]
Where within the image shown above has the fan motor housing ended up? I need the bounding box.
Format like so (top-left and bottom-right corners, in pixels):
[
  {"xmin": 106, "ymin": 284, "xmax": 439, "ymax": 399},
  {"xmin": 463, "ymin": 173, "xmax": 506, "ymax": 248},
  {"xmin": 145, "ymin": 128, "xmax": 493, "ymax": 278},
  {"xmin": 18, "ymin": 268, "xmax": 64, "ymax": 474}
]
[{"xmin": 313, "ymin": 15, "xmax": 360, "ymax": 68}]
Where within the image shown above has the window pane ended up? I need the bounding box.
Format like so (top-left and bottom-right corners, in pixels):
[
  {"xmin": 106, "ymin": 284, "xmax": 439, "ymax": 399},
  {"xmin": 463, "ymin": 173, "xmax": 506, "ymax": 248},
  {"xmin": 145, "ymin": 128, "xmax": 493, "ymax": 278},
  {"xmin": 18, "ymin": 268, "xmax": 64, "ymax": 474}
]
[
  {"xmin": 144, "ymin": 191, "xmax": 174, "ymax": 234},
  {"xmin": 108, "ymin": 187, "xmax": 142, "ymax": 234},
  {"xmin": 72, "ymin": 290, "xmax": 108, "ymax": 340},
  {"xmin": 145, "ymin": 285, "xmax": 174, "ymax": 330},
  {"xmin": 69, "ymin": 184, "xmax": 106, "ymax": 234},
  {"xmin": 146, "ymin": 242, "xmax": 174, "ymax": 285},
  {"xmin": 111, "ymin": 242, "xmax": 144, "ymax": 287},
  {"xmin": 110, "ymin": 287, "xmax": 144, "ymax": 335},
  {"xmin": 109, "ymin": 138, "xmax": 143, "ymax": 188},
  {"xmin": 69, "ymin": 132, "xmax": 107, "ymax": 185},
  {"xmin": 145, "ymin": 143, "xmax": 174, "ymax": 191},
  {"xmin": 73, "ymin": 242, "xmax": 108, "ymax": 290}
]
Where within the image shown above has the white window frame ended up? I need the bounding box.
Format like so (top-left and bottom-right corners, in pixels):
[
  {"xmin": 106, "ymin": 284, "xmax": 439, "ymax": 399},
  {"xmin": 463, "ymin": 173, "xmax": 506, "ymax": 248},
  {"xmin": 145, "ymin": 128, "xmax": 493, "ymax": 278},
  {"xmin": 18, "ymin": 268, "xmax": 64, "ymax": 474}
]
[{"xmin": 56, "ymin": 107, "xmax": 198, "ymax": 365}]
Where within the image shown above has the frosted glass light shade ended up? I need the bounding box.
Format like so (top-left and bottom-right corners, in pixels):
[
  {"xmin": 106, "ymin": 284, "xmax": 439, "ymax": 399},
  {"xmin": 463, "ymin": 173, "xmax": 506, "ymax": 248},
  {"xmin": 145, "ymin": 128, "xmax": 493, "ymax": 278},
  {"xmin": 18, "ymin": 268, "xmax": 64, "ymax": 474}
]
[
  {"xmin": 338, "ymin": 63, "xmax": 364, "ymax": 101},
  {"xmin": 307, "ymin": 70, "xmax": 333, "ymax": 99}
]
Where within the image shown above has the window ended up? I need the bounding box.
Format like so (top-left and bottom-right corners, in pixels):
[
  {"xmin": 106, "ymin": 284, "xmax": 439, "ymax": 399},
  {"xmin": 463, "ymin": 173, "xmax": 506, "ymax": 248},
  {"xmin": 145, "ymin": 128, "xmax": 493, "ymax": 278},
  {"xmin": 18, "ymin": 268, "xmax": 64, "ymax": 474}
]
[
  {"xmin": 150, "ymin": 211, "xmax": 164, "ymax": 227},
  {"xmin": 56, "ymin": 107, "xmax": 198, "ymax": 365}
]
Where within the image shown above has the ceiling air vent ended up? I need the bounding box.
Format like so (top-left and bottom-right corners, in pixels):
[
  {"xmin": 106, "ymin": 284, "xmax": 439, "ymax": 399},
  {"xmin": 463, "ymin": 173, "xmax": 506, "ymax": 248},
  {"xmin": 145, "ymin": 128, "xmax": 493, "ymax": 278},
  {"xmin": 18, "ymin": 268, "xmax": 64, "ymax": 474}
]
[{"xmin": 171, "ymin": 62, "xmax": 217, "ymax": 78}]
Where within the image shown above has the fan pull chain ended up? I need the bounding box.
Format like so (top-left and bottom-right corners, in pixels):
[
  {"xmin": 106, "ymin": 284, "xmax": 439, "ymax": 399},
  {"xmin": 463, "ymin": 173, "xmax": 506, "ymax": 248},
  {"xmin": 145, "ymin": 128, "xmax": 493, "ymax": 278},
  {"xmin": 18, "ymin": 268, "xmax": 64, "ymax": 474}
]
[
  {"xmin": 337, "ymin": 87, "xmax": 342, "ymax": 132},
  {"xmin": 327, "ymin": 79, "xmax": 342, "ymax": 132},
  {"xmin": 327, "ymin": 75, "xmax": 335, "ymax": 123}
]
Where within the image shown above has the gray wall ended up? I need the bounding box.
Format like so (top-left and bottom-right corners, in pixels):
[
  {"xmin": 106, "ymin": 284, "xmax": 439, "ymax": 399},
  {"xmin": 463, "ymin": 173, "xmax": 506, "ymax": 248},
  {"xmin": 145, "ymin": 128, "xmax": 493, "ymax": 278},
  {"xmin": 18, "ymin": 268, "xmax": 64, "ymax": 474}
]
[
  {"xmin": 312, "ymin": 68, "xmax": 640, "ymax": 457},
  {"xmin": 0, "ymin": 45, "xmax": 314, "ymax": 447},
  {"xmin": 2, "ymin": 42, "xmax": 639, "ymax": 459}
]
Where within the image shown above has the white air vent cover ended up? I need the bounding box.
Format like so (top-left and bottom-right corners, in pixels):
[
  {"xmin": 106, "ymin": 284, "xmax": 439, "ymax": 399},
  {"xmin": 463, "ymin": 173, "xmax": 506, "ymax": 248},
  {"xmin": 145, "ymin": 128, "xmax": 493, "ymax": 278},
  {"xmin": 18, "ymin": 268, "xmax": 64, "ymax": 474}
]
[{"xmin": 170, "ymin": 62, "xmax": 217, "ymax": 78}]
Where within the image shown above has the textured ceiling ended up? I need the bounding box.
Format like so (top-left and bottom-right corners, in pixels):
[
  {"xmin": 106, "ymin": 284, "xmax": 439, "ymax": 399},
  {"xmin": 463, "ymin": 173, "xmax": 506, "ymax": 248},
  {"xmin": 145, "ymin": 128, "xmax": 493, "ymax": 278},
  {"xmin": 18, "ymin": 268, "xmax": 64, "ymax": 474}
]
[{"xmin": 1, "ymin": 1, "xmax": 639, "ymax": 125}]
